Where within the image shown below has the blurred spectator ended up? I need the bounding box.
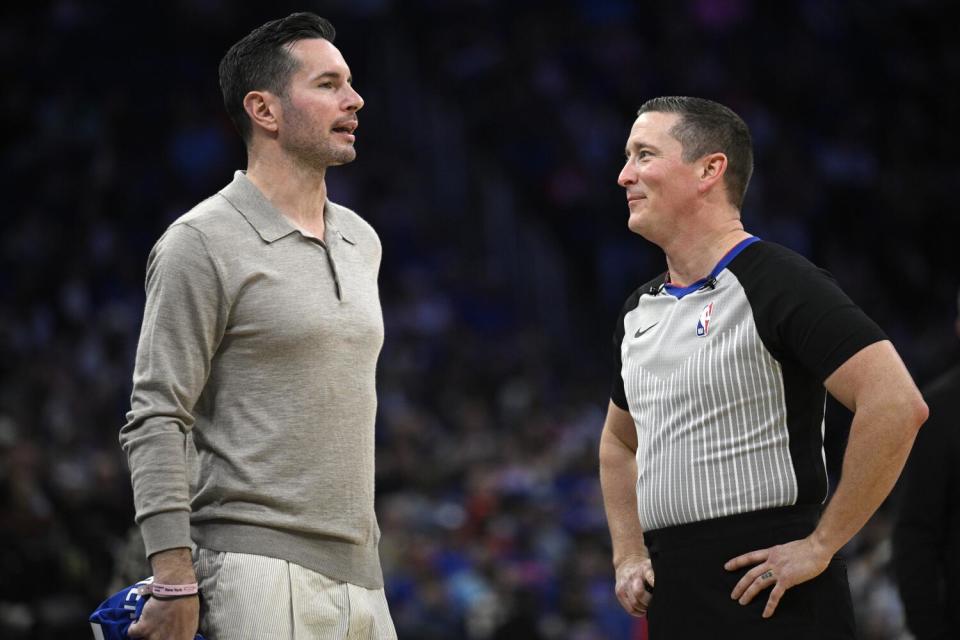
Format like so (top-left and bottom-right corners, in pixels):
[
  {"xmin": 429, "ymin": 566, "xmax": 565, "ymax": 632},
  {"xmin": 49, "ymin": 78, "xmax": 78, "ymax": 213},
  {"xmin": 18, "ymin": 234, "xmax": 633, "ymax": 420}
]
[{"xmin": 893, "ymin": 288, "xmax": 960, "ymax": 640}]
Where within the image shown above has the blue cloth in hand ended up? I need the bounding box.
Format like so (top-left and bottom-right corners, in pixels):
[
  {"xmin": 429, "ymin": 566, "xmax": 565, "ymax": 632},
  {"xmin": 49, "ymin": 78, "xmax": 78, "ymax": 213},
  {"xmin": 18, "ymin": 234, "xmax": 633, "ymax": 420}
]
[{"xmin": 89, "ymin": 577, "xmax": 204, "ymax": 640}]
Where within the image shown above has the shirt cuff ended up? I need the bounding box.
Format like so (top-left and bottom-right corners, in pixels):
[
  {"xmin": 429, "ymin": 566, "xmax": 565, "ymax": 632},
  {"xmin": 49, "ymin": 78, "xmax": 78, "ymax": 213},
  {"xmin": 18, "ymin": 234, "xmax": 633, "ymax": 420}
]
[{"xmin": 139, "ymin": 510, "xmax": 193, "ymax": 558}]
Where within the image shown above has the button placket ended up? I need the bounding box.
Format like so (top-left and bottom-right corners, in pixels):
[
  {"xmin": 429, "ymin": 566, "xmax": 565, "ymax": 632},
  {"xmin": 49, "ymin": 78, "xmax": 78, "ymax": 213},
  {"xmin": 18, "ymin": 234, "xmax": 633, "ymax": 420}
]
[{"xmin": 304, "ymin": 234, "xmax": 343, "ymax": 301}]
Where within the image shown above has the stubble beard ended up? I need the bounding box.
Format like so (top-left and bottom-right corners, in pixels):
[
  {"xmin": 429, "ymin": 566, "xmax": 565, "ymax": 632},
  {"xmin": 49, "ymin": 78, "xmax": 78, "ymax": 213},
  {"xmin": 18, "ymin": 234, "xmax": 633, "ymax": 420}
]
[
  {"xmin": 283, "ymin": 129, "xmax": 356, "ymax": 169},
  {"xmin": 281, "ymin": 103, "xmax": 357, "ymax": 169}
]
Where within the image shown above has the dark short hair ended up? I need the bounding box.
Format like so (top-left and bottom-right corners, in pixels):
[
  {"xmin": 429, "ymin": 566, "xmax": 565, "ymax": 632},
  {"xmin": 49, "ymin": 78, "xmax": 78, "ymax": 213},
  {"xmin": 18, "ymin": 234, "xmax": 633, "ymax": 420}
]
[
  {"xmin": 637, "ymin": 97, "xmax": 754, "ymax": 209},
  {"xmin": 219, "ymin": 12, "xmax": 336, "ymax": 143}
]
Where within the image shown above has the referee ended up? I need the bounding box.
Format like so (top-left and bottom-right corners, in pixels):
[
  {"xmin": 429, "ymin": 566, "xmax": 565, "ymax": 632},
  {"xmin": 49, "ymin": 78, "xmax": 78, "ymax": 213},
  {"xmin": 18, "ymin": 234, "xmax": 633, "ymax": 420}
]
[{"xmin": 599, "ymin": 96, "xmax": 927, "ymax": 638}]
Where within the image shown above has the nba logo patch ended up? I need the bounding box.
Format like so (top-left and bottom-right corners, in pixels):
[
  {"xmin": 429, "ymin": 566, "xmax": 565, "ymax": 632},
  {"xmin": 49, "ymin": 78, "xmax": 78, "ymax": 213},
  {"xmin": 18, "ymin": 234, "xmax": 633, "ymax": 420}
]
[{"xmin": 696, "ymin": 302, "xmax": 714, "ymax": 337}]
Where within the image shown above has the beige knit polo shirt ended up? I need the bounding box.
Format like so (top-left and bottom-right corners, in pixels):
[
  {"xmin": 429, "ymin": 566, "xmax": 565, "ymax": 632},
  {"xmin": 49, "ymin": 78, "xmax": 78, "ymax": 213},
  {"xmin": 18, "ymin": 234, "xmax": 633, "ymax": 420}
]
[{"xmin": 121, "ymin": 171, "xmax": 386, "ymax": 588}]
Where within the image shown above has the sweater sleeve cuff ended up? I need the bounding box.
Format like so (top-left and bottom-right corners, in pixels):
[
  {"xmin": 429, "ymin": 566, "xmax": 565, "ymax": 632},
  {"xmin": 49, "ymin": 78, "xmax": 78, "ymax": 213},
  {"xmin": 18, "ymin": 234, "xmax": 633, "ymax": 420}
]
[{"xmin": 139, "ymin": 510, "xmax": 193, "ymax": 558}]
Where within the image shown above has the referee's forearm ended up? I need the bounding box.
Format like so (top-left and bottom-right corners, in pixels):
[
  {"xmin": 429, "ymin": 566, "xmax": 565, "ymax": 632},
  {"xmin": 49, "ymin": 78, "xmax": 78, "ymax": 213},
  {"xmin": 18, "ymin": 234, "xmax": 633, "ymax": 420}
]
[
  {"xmin": 812, "ymin": 398, "xmax": 926, "ymax": 557},
  {"xmin": 600, "ymin": 428, "xmax": 647, "ymax": 567}
]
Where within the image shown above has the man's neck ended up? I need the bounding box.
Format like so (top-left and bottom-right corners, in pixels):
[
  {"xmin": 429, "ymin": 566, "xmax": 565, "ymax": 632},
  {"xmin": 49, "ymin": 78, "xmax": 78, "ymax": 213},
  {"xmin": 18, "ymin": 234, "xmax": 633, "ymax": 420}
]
[
  {"xmin": 663, "ymin": 222, "xmax": 752, "ymax": 287},
  {"xmin": 245, "ymin": 151, "xmax": 329, "ymax": 232}
]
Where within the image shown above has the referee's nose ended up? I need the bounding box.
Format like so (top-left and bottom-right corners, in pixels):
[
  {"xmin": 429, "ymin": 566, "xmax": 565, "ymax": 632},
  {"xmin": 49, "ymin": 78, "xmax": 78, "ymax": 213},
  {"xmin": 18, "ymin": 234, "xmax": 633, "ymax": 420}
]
[{"xmin": 618, "ymin": 159, "xmax": 637, "ymax": 188}]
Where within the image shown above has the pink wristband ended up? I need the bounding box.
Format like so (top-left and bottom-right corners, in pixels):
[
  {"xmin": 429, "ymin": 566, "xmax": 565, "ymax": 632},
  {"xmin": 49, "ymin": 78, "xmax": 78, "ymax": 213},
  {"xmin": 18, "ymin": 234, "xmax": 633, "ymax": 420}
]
[{"xmin": 138, "ymin": 582, "xmax": 200, "ymax": 599}]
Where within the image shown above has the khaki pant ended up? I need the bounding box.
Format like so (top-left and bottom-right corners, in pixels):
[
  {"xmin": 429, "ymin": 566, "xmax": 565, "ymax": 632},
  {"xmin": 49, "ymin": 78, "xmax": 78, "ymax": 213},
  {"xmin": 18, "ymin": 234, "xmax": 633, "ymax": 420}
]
[{"xmin": 194, "ymin": 548, "xmax": 397, "ymax": 640}]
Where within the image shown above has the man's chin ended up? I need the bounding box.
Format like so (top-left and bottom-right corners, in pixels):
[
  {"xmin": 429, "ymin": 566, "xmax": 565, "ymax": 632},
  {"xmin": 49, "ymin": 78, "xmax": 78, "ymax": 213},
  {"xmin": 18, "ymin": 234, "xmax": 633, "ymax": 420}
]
[
  {"xmin": 328, "ymin": 147, "xmax": 357, "ymax": 166},
  {"xmin": 627, "ymin": 213, "xmax": 647, "ymax": 235}
]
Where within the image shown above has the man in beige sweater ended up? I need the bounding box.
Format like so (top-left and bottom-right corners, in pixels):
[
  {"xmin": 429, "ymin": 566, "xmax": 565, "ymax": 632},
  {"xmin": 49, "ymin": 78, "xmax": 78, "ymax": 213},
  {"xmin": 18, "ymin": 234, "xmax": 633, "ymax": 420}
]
[{"xmin": 121, "ymin": 13, "xmax": 395, "ymax": 639}]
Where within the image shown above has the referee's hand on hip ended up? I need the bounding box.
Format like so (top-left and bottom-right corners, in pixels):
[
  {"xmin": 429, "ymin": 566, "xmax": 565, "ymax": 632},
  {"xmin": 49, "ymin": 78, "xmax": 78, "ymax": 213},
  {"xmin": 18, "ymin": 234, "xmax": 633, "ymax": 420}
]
[{"xmin": 724, "ymin": 536, "xmax": 831, "ymax": 619}]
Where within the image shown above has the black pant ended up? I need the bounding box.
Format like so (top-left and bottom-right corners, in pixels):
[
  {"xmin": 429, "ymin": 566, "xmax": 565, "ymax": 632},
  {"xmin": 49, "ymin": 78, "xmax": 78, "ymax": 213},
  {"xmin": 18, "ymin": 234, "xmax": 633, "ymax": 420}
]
[{"xmin": 643, "ymin": 506, "xmax": 856, "ymax": 639}]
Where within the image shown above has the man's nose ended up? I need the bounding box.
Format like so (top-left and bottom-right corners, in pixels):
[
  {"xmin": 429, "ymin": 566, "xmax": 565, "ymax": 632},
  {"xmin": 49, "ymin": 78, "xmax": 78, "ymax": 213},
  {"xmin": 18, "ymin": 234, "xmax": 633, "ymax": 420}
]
[
  {"xmin": 618, "ymin": 162, "xmax": 635, "ymax": 187},
  {"xmin": 344, "ymin": 85, "xmax": 364, "ymax": 112}
]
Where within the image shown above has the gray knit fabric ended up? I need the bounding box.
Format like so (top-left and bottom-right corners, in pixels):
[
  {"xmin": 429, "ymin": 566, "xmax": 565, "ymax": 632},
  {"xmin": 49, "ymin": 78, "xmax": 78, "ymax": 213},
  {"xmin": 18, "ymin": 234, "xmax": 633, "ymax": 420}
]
[{"xmin": 121, "ymin": 171, "xmax": 385, "ymax": 588}]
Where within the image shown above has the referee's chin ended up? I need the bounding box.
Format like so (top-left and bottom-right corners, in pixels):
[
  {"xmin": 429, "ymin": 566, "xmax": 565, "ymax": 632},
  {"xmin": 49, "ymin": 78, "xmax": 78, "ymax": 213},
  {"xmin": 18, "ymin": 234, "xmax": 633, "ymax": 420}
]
[{"xmin": 626, "ymin": 212, "xmax": 655, "ymax": 240}]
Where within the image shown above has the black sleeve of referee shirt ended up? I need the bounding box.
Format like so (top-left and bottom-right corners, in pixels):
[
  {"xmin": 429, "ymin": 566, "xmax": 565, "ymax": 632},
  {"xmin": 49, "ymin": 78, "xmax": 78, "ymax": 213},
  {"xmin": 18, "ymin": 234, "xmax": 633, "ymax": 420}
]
[
  {"xmin": 610, "ymin": 287, "xmax": 645, "ymax": 411},
  {"xmin": 727, "ymin": 242, "xmax": 887, "ymax": 381}
]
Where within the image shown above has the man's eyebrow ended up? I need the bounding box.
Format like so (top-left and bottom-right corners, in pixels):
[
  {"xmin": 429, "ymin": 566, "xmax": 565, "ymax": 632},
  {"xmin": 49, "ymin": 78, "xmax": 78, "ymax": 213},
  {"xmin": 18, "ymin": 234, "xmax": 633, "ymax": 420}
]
[
  {"xmin": 308, "ymin": 71, "xmax": 353, "ymax": 83},
  {"xmin": 625, "ymin": 140, "xmax": 659, "ymax": 156}
]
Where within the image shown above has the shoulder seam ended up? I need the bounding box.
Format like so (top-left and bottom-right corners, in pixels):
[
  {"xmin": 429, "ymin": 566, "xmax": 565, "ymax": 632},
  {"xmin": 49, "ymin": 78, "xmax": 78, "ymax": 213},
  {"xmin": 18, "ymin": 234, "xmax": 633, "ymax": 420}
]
[{"xmin": 174, "ymin": 221, "xmax": 235, "ymax": 311}]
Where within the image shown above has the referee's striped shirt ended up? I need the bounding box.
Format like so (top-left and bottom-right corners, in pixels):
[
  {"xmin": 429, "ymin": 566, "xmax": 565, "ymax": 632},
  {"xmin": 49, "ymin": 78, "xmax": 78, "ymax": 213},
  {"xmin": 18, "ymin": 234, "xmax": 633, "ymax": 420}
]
[{"xmin": 611, "ymin": 237, "xmax": 885, "ymax": 532}]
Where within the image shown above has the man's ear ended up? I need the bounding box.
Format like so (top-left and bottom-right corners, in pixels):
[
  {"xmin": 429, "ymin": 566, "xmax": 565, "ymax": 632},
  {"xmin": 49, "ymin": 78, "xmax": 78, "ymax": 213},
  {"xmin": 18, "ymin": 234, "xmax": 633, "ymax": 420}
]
[
  {"xmin": 243, "ymin": 90, "xmax": 281, "ymax": 135},
  {"xmin": 698, "ymin": 152, "xmax": 728, "ymax": 195}
]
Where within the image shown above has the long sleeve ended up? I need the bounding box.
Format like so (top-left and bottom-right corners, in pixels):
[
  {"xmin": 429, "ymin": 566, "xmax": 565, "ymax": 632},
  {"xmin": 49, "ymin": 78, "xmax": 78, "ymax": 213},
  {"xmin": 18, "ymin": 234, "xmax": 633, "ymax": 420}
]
[{"xmin": 120, "ymin": 222, "xmax": 229, "ymax": 557}]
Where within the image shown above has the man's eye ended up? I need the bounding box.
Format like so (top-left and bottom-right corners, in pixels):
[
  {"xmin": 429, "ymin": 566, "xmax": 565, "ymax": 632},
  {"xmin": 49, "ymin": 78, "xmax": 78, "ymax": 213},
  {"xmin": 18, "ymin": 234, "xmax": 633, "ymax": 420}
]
[{"xmin": 319, "ymin": 82, "xmax": 334, "ymax": 89}]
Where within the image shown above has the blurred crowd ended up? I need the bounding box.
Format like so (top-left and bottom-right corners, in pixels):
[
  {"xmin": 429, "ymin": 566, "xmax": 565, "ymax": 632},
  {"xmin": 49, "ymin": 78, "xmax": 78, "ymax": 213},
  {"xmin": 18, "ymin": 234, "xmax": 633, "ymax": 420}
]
[{"xmin": 2, "ymin": 0, "xmax": 958, "ymax": 638}]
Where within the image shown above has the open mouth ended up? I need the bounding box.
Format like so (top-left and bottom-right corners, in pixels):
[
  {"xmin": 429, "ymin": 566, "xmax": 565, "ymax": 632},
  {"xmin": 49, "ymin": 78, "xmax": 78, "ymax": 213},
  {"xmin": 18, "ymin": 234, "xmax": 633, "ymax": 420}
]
[{"xmin": 332, "ymin": 121, "xmax": 358, "ymax": 135}]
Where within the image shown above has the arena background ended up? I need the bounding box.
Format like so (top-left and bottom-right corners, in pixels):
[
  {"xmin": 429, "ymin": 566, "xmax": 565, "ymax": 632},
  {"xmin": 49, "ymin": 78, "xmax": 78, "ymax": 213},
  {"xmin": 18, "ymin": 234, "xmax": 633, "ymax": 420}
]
[{"xmin": 2, "ymin": 1, "xmax": 958, "ymax": 638}]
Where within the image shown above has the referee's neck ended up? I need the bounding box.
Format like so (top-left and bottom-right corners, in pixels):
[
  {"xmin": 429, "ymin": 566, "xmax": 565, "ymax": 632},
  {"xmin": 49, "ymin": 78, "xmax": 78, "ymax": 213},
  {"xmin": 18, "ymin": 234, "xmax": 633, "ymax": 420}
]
[{"xmin": 663, "ymin": 225, "xmax": 751, "ymax": 288}]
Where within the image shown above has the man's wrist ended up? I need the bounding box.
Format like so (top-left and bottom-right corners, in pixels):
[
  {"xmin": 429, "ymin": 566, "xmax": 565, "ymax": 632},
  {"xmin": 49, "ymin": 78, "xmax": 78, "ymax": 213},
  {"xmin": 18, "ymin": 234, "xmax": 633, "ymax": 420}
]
[
  {"xmin": 808, "ymin": 527, "xmax": 841, "ymax": 560},
  {"xmin": 613, "ymin": 551, "xmax": 650, "ymax": 570},
  {"xmin": 149, "ymin": 547, "xmax": 197, "ymax": 583}
]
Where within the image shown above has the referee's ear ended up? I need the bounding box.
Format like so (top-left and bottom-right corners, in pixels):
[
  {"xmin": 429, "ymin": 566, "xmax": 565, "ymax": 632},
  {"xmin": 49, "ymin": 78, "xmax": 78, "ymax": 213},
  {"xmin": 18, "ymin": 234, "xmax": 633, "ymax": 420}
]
[{"xmin": 696, "ymin": 151, "xmax": 728, "ymax": 197}]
